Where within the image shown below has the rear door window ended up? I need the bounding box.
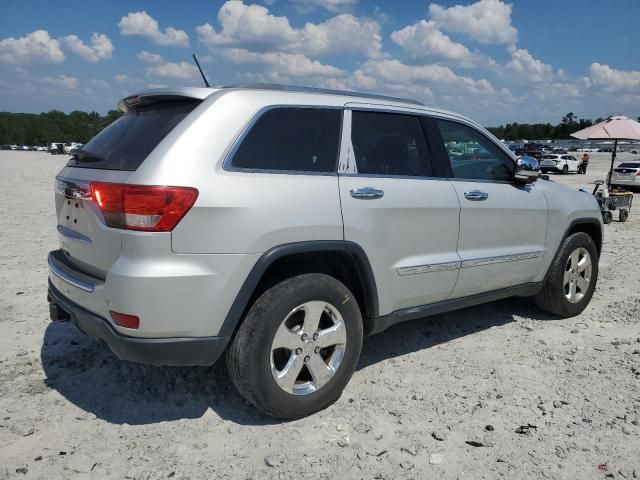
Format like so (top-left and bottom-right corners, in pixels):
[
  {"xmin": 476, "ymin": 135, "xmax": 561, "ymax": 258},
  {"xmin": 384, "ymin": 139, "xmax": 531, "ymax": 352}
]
[
  {"xmin": 67, "ymin": 100, "xmax": 199, "ymax": 171},
  {"xmin": 231, "ymin": 108, "xmax": 341, "ymax": 173},
  {"xmin": 350, "ymin": 110, "xmax": 432, "ymax": 177}
]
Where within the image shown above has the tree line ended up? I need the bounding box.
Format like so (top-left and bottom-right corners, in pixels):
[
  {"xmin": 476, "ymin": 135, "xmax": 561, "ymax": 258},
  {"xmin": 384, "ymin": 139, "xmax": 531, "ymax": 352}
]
[
  {"xmin": 0, "ymin": 110, "xmax": 122, "ymax": 146},
  {"xmin": 487, "ymin": 113, "xmax": 640, "ymax": 141},
  {"xmin": 1, "ymin": 109, "xmax": 639, "ymax": 146}
]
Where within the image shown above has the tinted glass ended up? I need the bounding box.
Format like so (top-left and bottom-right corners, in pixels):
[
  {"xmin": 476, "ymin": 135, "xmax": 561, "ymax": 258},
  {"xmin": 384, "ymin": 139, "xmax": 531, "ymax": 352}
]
[
  {"xmin": 436, "ymin": 119, "xmax": 513, "ymax": 181},
  {"xmin": 351, "ymin": 111, "xmax": 432, "ymax": 176},
  {"xmin": 67, "ymin": 100, "xmax": 199, "ymax": 171},
  {"xmin": 618, "ymin": 162, "xmax": 640, "ymax": 168},
  {"xmin": 232, "ymin": 108, "xmax": 341, "ymax": 172},
  {"xmin": 542, "ymin": 155, "xmax": 556, "ymax": 159}
]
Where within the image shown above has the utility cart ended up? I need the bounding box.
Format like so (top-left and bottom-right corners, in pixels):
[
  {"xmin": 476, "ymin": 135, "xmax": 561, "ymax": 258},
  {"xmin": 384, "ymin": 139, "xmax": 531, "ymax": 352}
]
[{"xmin": 592, "ymin": 181, "xmax": 633, "ymax": 224}]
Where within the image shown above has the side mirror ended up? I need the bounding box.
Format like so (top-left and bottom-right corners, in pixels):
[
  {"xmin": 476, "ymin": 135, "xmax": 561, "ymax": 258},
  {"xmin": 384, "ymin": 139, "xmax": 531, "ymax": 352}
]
[{"xmin": 514, "ymin": 155, "xmax": 540, "ymax": 183}]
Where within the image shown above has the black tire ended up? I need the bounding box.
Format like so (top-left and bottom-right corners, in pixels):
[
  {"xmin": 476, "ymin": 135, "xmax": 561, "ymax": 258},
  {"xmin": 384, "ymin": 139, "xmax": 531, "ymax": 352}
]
[
  {"xmin": 562, "ymin": 165, "xmax": 569, "ymax": 174},
  {"xmin": 535, "ymin": 232, "xmax": 598, "ymax": 318},
  {"xmin": 602, "ymin": 211, "xmax": 613, "ymax": 224},
  {"xmin": 226, "ymin": 273, "xmax": 363, "ymax": 419},
  {"xmin": 619, "ymin": 209, "xmax": 629, "ymax": 222}
]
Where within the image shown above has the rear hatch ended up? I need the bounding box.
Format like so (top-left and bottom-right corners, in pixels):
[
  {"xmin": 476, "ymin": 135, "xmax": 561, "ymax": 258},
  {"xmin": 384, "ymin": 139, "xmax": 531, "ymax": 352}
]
[
  {"xmin": 540, "ymin": 155, "xmax": 559, "ymax": 167},
  {"xmin": 54, "ymin": 93, "xmax": 205, "ymax": 278}
]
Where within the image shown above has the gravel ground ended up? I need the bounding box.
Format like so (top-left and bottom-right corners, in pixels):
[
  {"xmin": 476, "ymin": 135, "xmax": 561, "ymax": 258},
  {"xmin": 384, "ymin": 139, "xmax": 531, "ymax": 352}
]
[{"xmin": 0, "ymin": 151, "xmax": 639, "ymax": 480}]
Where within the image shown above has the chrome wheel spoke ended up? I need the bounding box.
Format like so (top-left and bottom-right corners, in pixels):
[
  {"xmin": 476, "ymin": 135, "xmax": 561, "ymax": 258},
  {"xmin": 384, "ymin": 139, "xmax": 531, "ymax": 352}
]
[
  {"xmin": 569, "ymin": 250, "xmax": 580, "ymax": 270},
  {"xmin": 568, "ymin": 280, "xmax": 577, "ymax": 301},
  {"xmin": 563, "ymin": 268, "xmax": 571, "ymax": 286},
  {"xmin": 316, "ymin": 321, "xmax": 346, "ymax": 348},
  {"xmin": 576, "ymin": 275, "xmax": 589, "ymax": 293},
  {"xmin": 302, "ymin": 301, "xmax": 326, "ymax": 334},
  {"xmin": 272, "ymin": 323, "xmax": 301, "ymax": 351},
  {"xmin": 307, "ymin": 355, "xmax": 333, "ymax": 390},
  {"xmin": 577, "ymin": 255, "xmax": 591, "ymax": 273},
  {"xmin": 273, "ymin": 354, "xmax": 304, "ymax": 393}
]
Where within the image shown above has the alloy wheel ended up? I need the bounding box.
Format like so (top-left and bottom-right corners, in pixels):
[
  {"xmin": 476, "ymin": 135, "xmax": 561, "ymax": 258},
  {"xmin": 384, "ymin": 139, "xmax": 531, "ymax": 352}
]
[
  {"xmin": 270, "ymin": 301, "xmax": 347, "ymax": 396},
  {"xmin": 563, "ymin": 247, "xmax": 592, "ymax": 303}
]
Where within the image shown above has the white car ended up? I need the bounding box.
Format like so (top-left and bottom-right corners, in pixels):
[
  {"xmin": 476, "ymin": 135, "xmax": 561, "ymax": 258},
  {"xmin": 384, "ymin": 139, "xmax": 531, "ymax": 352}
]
[
  {"xmin": 611, "ymin": 161, "xmax": 640, "ymax": 190},
  {"xmin": 47, "ymin": 85, "xmax": 603, "ymax": 418},
  {"xmin": 540, "ymin": 154, "xmax": 581, "ymax": 174},
  {"xmin": 64, "ymin": 143, "xmax": 83, "ymax": 154}
]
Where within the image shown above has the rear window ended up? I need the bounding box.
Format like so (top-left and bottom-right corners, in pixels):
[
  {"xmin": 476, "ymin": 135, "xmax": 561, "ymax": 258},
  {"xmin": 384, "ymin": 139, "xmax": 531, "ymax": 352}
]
[
  {"xmin": 618, "ymin": 162, "xmax": 640, "ymax": 168},
  {"xmin": 231, "ymin": 108, "xmax": 341, "ymax": 173},
  {"xmin": 67, "ymin": 100, "xmax": 199, "ymax": 171},
  {"xmin": 542, "ymin": 155, "xmax": 556, "ymax": 159}
]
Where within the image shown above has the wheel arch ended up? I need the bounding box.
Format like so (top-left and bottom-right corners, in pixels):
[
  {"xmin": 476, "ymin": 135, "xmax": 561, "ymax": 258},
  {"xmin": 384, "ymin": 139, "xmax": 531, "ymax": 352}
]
[
  {"xmin": 544, "ymin": 217, "xmax": 603, "ymax": 283},
  {"xmin": 219, "ymin": 241, "xmax": 379, "ymax": 338}
]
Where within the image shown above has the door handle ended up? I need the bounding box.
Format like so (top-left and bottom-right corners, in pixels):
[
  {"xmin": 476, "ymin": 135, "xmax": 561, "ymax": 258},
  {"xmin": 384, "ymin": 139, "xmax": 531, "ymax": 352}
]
[
  {"xmin": 463, "ymin": 190, "xmax": 489, "ymax": 201},
  {"xmin": 350, "ymin": 188, "xmax": 384, "ymax": 200}
]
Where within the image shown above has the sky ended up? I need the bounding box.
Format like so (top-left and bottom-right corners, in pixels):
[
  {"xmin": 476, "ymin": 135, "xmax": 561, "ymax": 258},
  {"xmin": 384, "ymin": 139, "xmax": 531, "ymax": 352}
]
[{"xmin": 1, "ymin": 0, "xmax": 639, "ymax": 126}]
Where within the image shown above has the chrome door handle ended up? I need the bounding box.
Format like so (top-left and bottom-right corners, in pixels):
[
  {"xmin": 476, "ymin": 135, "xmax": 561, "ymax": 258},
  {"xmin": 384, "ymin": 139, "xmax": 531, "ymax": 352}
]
[
  {"xmin": 463, "ymin": 190, "xmax": 489, "ymax": 201},
  {"xmin": 350, "ymin": 188, "xmax": 384, "ymax": 200}
]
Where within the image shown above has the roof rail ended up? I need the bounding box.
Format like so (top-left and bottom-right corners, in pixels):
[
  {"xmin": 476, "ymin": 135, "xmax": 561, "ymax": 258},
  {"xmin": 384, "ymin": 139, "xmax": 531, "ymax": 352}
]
[{"xmin": 223, "ymin": 83, "xmax": 425, "ymax": 106}]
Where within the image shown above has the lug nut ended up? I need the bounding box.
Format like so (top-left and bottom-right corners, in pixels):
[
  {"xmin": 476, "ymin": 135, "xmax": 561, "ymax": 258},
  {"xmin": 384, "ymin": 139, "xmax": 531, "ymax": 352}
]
[
  {"xmin": 304, "ymin": 355, "xmax": 310, "ymax": 363},
  {"xmin": 301, "ymin": 334, "xmax": 308, "ymax": 341},
  {"xmin": 295, "ymin": 348, "xmax": 302, "ymax": 355},
  {"xmin": 314, "ymin": 346, "xmax": 320, "ymax": 354},
  {"xmin": 313, "ymin": 333, "xmax": 319, "ymax": 341}
]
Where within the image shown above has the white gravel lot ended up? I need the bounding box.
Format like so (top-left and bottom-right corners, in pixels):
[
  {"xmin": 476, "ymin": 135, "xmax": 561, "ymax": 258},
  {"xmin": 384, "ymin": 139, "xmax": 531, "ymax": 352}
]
[{"xmin": 0, "ymin": 150, "xmax": 639, "ymax": 480}]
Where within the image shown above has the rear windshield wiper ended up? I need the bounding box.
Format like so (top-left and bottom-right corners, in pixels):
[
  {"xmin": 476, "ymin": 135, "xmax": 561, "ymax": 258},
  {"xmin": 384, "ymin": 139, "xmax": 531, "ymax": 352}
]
[{"xmin": 72, "ymin": 149, "xmax": 105, "ymax": 162}]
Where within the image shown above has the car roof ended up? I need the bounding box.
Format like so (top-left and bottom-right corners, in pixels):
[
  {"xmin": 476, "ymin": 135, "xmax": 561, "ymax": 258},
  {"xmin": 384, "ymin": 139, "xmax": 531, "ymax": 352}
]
[{"xmin": 118, "ymin": 83, "xmax": 470, "ymax": 121}]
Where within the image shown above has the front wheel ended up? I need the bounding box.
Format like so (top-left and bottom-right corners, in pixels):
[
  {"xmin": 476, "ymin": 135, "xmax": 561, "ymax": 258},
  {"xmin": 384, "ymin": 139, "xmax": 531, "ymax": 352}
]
[
  {"xmin": 535, "ymin": 232, "xmax": 598, "ymax": 317},
  {"xmin": 226, "ymin": 273, "xmax": 363, "ymax": 419}
]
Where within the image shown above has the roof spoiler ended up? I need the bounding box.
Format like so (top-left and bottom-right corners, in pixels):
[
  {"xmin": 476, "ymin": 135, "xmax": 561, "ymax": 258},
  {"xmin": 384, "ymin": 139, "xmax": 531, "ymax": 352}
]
[{"xmin": 118, "ymin": 87, "xmax": 217, "ymax": 112}]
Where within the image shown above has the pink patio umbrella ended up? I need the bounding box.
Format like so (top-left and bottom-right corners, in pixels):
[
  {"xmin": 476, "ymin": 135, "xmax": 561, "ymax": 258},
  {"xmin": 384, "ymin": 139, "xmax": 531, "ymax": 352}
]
[{"xmin": 571, "ymin": 115, "xmax": 640, "ymax": 187}]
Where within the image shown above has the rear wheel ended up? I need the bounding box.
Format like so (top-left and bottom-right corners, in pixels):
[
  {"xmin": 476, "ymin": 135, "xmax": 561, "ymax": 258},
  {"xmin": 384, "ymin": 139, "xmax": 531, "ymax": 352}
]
[
  {"xmin": 619, "ymin": 209, "xmax": 629, "ymax": 222},
  {"xmin": 535, "ymin": 232, "xmax": 598, "ymax": 317},
  {"xmin": 226, "ymin": 273, "xmax": 363, "ymax": 419},
  {"xmin": 602, "ymin": 211, "xmax": 613, "ymax": 224}
]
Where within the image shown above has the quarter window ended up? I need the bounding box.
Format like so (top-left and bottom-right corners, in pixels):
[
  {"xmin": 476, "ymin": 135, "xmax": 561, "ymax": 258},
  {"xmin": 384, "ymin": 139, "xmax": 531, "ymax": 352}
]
[
  {"xmin": 436, "ymin": 119, "xmax": 513, "ymax": 181},
  {"xmin": 231, "ymin": 108, "xmax": 341, "ymax": 173},
  {"xmin": 351, "ymin": 111, "xmax": 432, "ymax": 177}
]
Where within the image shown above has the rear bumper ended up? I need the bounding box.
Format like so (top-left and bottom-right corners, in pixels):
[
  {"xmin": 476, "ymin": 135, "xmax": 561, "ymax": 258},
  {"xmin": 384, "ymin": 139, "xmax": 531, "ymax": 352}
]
[{"xmin": 47, "ymin": 280, "xmax": 229, "ymax": 366}]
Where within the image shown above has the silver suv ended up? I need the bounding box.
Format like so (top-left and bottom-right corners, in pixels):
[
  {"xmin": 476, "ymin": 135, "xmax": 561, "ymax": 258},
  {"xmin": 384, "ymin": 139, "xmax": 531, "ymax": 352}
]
[{"xmin": 48, "ymin": 85, "xmax": 603, "ymax": 418}]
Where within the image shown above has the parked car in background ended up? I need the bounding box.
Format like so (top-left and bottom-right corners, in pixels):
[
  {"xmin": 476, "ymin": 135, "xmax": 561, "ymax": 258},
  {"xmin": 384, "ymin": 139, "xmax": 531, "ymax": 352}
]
[
  {"xmin": 610, "ymin": 161, "xmax": 640, "ymax": 190},
  {"xmin": 64, "ymin": 143, "xmax": 83, "ymax": 154},
  {"xmin": 553, "ymin": 147, "xmax": 568, "ymax": 154},
  {"xmin": 49, "ymin": 143, "xmax": 65, "ymax": 155},
  {"xmin": 540, "ymin": 154, "xmax": 581, "ymax": 174},
  {"xmin": 47, "ymin": 84, "xmax": 603, "ymax": 419}
]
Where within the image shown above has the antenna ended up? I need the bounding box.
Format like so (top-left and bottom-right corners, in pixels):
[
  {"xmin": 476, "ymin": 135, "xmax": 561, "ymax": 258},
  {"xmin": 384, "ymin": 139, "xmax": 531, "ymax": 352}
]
[{"xmin": 192, "ymin": 54, "xmax": 210, "ymax": 88}]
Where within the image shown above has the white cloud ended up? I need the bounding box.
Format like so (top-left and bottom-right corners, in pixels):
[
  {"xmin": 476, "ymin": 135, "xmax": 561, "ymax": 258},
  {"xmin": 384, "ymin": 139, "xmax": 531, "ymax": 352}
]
[
  {"xmin": 589, "ymin": 63, "xmax": 640, "ymax": 91},
  {"xmin": 137, "ymin": 50, "xmax": 163, "ymax": 64},
  {"xmin": 137, "ymin": 51, "xmax": 198, "ymax": 79},
  {"xmin": 119, "ymin": 11, "xmax": 189, "ymax": 47},
  {"xmin": 41, "ymin": 75, "xmax": 78, "ymax": 89},
  {"xmin": 196, "ymin": 1, "xmax": 381, "ymax": 58},
  {"xmin": 219, "ymin": 48, "xmax": 344, "ymax": 78},
  {"xmin": 146, "ymin": 61, "xmax": 200, "ymax": 79},
  {"xmin": 290, "ymin": 0, "xmax": 358, "ymax": 13},
  {"xmin": 61, "ymin": 33, "xmax": 113, "ymax": 62},
  {"xmin": 502, "ymin": 46, "xmax": 553, "ymax": 82},
  {"xmin": 391, "ymin": 20, "xmax": 476, "ymax": 66},
  {"xmin": 114, "ymin": 74, "xmax": 129, "ymax": 82},
  {"xmin": 0, "ymin": 30, "xmax": 65, "ymax": 64},
  {"xmin": 429, "ymin": 0, "xmax": 517, "ymax": 45}
]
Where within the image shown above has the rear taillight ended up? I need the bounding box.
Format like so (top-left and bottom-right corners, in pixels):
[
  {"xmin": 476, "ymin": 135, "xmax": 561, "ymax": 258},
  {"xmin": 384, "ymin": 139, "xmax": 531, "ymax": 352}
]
[{"xmin": 90, "ymin": 182, "xmax": 198, "ymax": 232}]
